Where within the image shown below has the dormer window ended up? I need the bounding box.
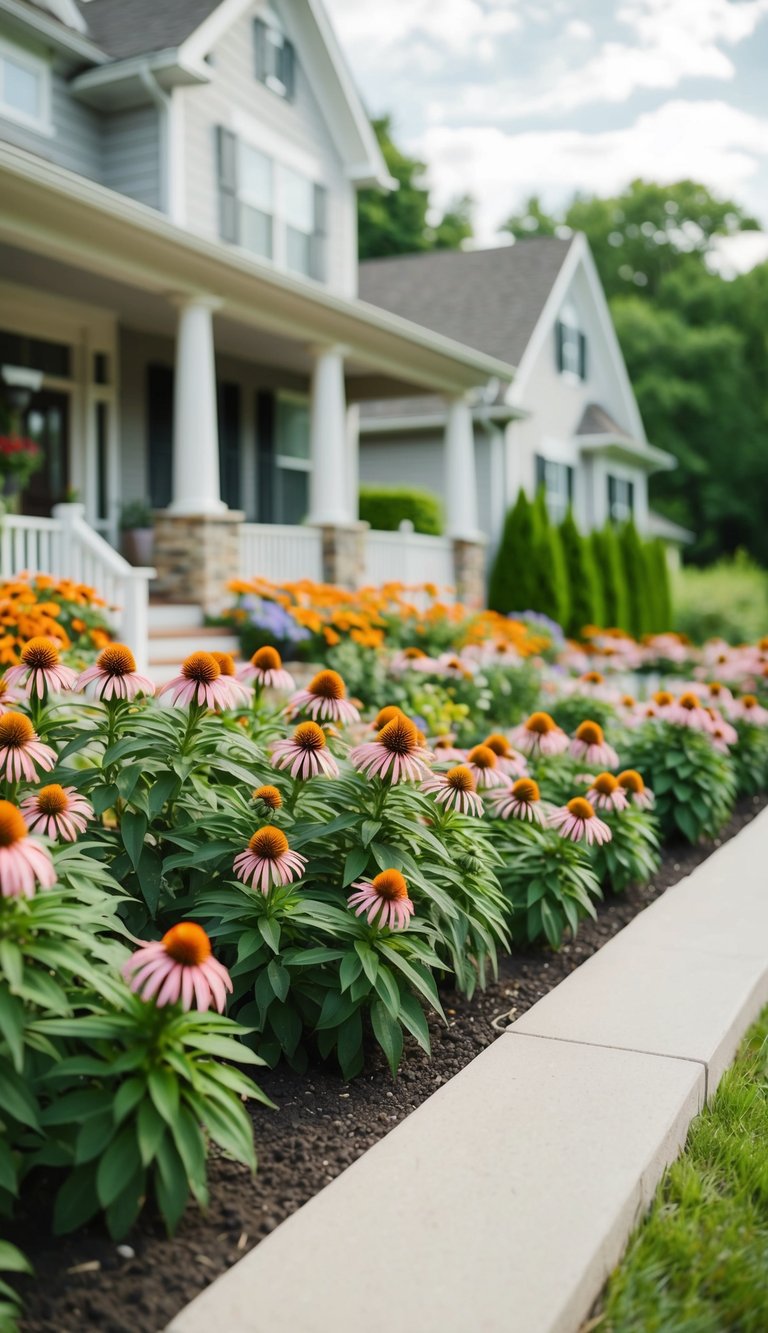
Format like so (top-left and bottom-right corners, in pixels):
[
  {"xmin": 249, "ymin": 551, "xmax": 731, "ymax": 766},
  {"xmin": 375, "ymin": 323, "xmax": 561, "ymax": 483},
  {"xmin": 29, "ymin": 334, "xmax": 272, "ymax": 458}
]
[
  {"xmin": 254, "ymin": 16, "xmax": 295, "ymax": 100},
  {"xmin": 0, "ymin": 38, "xmax": 51, "ymax": 134},
  {"xmin": 555, "ymin": 304, "xmax": 587, "ymax": 381}
]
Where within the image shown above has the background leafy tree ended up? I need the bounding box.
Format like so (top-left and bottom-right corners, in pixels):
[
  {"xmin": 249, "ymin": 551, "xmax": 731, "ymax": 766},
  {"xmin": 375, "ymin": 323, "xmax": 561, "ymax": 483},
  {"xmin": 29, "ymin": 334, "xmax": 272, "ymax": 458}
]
[
  {"xmin": 559, "ymin": 508, "xmax": 602, "ymax": 637},
  {"xmin": 358, "ymin": 117, "xmax": 473, "ymax": 259}
]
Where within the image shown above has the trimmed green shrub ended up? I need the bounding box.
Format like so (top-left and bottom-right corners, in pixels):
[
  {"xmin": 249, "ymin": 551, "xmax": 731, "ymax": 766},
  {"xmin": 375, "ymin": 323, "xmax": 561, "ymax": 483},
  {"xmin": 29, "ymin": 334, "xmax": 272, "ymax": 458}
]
[
  {"xmin": 531, "ymin": 490, "xmax": 570, "ymax": 631},
  {"xmin": 559, "ymin": 508, "xmax": 602, "ymax": 637},
  {"xmin": 644, "ymin": 538, "xmax": 673, "ymax": 632},
  {"xmin": 619, "ymin": 518, "xmax": 652, "ymax": 638},
  {"xmin": 359, "ymin": 486, "xmax": 443, "ymax": 535},
  {"xmin": 672, "ymin": 552, "xmax": 768, "ymax": 644},
  {"xmin": 488, "ymin": 488, "xmax": 541, "ymax": 614},
  {"xmin": 591, "ymin": 524, "xmax": 629, "ymax": 630}
]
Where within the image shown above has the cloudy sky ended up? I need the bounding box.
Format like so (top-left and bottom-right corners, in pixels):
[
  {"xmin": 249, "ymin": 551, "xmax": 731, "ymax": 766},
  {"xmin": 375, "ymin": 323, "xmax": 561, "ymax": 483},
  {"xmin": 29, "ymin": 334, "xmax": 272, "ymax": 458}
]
[{"xmin": 325, "ymin": 0, "xmax": 768, "ymax": 264}]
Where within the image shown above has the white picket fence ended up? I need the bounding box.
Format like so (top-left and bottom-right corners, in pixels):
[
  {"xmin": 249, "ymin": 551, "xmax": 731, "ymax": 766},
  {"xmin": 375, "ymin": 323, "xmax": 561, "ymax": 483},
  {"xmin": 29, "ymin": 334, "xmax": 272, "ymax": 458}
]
[
  {"xmin": 240, "ymin": 523, "xmax": 323, "ymax": 582},
  {"xmin": 0, "ymin": 503, "xmax": 155, "ymax": 671},
  {"xmin": 363, "ymin": 528, "xmax": 454, "ymax": 594}
]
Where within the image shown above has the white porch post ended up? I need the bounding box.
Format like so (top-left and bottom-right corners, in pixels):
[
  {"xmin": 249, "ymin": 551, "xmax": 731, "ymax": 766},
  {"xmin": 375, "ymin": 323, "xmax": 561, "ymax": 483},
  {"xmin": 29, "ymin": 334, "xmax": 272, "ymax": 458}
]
[
  {"xmin": 167, "ymin": 295, "xmax": 225, "ymax": 515},
  {"xmin": 444, "ymin": 394, "xmax": 480, "ymax": 540},
  {"xmin": 307, "ymin": 345, "xmax": 351, "ymax": 525}
]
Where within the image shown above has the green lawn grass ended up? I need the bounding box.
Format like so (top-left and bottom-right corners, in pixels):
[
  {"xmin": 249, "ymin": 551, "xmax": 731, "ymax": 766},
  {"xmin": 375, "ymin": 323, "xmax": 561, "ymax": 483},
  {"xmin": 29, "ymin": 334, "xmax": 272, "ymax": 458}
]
[{"xmin": 599, "ymin": 1007, "xmax": 768, "ymax": 1333}]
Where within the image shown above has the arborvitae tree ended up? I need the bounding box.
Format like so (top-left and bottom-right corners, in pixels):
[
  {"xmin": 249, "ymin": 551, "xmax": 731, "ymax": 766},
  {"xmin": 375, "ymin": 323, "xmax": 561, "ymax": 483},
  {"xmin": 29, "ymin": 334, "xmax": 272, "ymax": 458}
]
[
  {"xmin": 645, "ymin": 538, "xmax": 673, "ymax": 631},
  {"xmin": 559, "ymin": 508, "xmax": 601, "ymax": 638},
  {"xmin": 531, "ymin": 490, "xmax": 570, "ymax": 631},
  {"xmin": 488, "ymin": 488, "xmax": 540, "ymax": 614},
  {"xmin": 620, "ymin": 518, "xmax": 652, "ymax": 638},
  {"xmin": 590, "ymin": 524, "xmax": 629, "ymax": 630}
]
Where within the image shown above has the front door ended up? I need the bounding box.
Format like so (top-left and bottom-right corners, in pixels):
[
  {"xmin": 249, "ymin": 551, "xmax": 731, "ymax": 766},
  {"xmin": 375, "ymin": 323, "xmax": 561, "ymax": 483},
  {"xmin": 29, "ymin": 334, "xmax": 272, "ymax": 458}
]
[{"xmin": 21, "ymin": 391, "xmax": 70, "ymax": 517}]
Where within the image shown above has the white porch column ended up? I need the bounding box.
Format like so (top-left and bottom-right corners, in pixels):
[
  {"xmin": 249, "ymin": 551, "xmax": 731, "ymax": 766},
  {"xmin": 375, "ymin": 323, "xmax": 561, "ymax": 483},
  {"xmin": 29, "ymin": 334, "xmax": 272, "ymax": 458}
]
[
  {"xmin": 444, "ymin": 394, "xmax": 480, "ymax": 539},
  {"xmin": 307, "ymin": 345, "xmax": 351, "ymax": 525},
  {"xmin": 167, "ymin": 295, "xmax": 225, "ymax": 515}
]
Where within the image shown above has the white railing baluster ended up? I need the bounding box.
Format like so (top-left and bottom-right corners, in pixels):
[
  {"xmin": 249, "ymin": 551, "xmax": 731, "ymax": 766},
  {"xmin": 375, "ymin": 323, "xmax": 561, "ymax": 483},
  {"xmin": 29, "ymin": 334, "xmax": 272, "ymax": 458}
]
[{"xmin": 240, "ymin": 524, "xmax": 323, "ymax": 583}]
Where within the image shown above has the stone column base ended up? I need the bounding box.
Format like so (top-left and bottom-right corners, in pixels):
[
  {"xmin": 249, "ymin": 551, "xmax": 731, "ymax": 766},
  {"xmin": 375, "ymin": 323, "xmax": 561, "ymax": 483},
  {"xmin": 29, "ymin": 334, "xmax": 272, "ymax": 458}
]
[
  {"xmin": 453, "ymin": 537, "xmax": 487, "ymax": 609},
  {"xmin": 152, "ymin": 510, "xmax": 245, "ymax": 614},
  {"xmin": 316, "ymin": 521, "xmax": 369, "ymax": 588}
]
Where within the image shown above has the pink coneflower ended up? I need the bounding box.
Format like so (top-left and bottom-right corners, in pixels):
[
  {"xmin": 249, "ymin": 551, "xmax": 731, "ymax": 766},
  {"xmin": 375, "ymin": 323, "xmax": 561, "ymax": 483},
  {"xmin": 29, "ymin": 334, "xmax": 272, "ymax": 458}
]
[
  {"xmin": 431, "ymin": 736, "xmax": 467, "ymax": 764},
  {"xmin": 436, "ymin": 652, "xmax": 473, "ymax": 679},
  {"xmin": 157, "ymin": 651, "xmax": 232, "ymax": 710},
  {"xmin": 705, "ymin": 712, "xmax": 738, "ymax": 753},
  {"xmin": 702, "ymin": 681, "xmax": 734, "ymax": 710},
  {"xmin": 617, "ymin": 770, "xmax": 655, "ymax": 810},
  {"xmin": 209, "ymin": 651, "xmax": 252, "ymax": 708},
  {"xmin": 549, "ymin": 796, "xmax": 612, "ymax": 846},
  {"xmin": 511, "ymin": 711, "xmax": 569, "ymax": 757},
  {"xmin": 421, "ymin": 765, "xmax": 484, "ymax": 815},
  {"xmin": 348, "ymin": 868, "xmax": 414, "ymax": 930},
  {"xmin": 0, "ymin": 676, "xmax": 23, "ymax": 715},
  {"xmin": 390, "ymin": 646, "xmax": 437, "ymax": 674},
  {"xmin": 239, "ymin": 645, "xmax": 295, "ymax": 692},
  {"xmin": 76, "ymin": 643, "xmax": 155, "ymax": 701},
  {"xmin": 490, "ymin": 776, "xmax": 546, "ymax": 823},
  {"xmin": 372, "ymin": 705, "xmax": 407, "ymax": 732},
  {"xmin": 271, "ymin": 720, "xmax": 340, "ymax": 780},
  {"xmin": 122, "ymin": 922, "xmax": 232, "ymax": 1013},
  {"xmin": 464, "ymin": 744, "xmax": 511, "ymax": 790},
  {"xmin": 5, "ymin": 637, "xmax": 77, "ymax": 699},
  {"xmin": 669, "ymin": 691, "xmax": 714, "ymax": 731},
  {"xmin": 233, "ymin": 825, "xmax": 307, "ymax": 893},
  {"xmin": 732, "ymin": 693, "xmax": 768, "ymax": 725},
  {"xmin": 288, "ymin": 669, "xmax": 360, "ymax": 724},
  {"xmin": 0, "ymin": 713, "xmax": 56, "ymax": 783},
  {"xmin": 350, "ymin": 715, "xmax": 431, "ymax": 784},
  {"xmin": 569, "ymin": 720, "xmax": 619, "ymax": 770},
  {"xmin": 0, "ymin": 799, "xmax": 56, "ymax": 898},
  {"xmin": 586, "ymin": 772, "xmax": 629, "ymax": 813},
  {"xmin": 482, "ymin": 733, "xmax": 528, "ymax": 777},
  {"xmin": 20, "ymin": 783, "xmax": 94, "ymax": 841}
]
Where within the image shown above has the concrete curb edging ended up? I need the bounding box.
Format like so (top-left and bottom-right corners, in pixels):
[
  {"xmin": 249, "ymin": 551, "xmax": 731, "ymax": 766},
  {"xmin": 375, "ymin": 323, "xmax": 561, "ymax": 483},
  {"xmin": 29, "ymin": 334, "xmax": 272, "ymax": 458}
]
[{"xmin": 168, "ymin": 807, "xmax": 768, "ymax": 1333}]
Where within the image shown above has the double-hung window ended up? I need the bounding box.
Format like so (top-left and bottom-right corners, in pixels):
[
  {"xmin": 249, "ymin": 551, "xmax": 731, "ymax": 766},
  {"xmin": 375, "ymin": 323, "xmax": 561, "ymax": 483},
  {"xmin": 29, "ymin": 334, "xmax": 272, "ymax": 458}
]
[
  {"xmin": 555, "ymin": 303, "xmax": 587, "ymax": 381},
  {"xmin": 607, "ymin": 474, "xmax": 635, "ymax": 524},
  {"xmin": 274, "ymin": 391, "xmax": 311, "ymax": 524},
  {"xmin": 254, "ymin": 17, "xmax": 295, "ymax": 100},
  {"xmin": 535, "ymin": 455, "xmax": 573, "ymax": 524},
  {"xmin": 0, "ymin": 38, "xmax": 51, "ymax": 133}
]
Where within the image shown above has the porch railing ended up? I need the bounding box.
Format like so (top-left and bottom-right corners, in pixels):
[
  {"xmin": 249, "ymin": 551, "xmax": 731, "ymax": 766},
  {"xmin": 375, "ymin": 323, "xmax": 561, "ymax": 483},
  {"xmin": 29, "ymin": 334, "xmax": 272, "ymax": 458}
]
[
  {"xmin": 240, "ymin": 523, "xmax": 323, "ymax": 583},
  {"xmin": 363, "ymin": 528, "xmax": 454, "ymax": 595},
  {"xmin": 0, "ymin": 503, "xmax": 155, "ymax": 672}
]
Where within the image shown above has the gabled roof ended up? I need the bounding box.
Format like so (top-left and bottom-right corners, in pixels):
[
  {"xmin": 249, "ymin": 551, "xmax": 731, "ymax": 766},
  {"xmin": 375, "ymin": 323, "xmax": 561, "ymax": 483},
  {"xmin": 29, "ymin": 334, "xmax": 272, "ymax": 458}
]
[
  {"xmin": 73, "ymin": 0, "xmax": 218, "ymax": 58},
  {"xmin": 359, "ymin": 238, "xmax": 574, "ymax": 368},
  {"xmin": 576, "ymin": 403, "xmax": 630, "ymax": 439}
]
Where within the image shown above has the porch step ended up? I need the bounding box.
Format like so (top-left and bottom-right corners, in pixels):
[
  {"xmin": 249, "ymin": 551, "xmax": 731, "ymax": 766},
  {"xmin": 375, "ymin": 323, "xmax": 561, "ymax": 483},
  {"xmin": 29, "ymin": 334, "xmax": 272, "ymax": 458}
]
[
  {"xmin": 147, "ymin": 624, "xmax": 241, "ymax": 685},
  {"xmin": 148, "ymin": 602, "xmax": 205, "ymax": 632}
]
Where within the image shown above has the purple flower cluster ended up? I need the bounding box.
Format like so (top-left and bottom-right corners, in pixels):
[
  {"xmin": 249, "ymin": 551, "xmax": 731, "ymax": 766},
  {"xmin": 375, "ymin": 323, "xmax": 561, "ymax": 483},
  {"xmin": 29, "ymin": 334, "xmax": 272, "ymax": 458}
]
[
  {"xmin": 241, "ymin": 596, "xmax": 311, "ymax": 644},
  {"xmin": 509, "ymin": 610, "xmax": 565, "ymax": 649}
]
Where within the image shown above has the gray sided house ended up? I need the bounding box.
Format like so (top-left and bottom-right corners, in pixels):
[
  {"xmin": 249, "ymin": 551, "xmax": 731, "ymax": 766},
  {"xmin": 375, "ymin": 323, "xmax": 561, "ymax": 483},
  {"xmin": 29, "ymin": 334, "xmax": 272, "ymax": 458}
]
[{"xmin": 359, "ymin": 235, "xmax": 689, "ymax": 566}]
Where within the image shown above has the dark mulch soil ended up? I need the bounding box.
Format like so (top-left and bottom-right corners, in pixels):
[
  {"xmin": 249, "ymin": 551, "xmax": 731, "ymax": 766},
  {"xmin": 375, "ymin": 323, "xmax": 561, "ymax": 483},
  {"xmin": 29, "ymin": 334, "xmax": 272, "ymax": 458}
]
[{"xmin": 11, "ymin": 794, "xmax": 766, "ymax": 1333}]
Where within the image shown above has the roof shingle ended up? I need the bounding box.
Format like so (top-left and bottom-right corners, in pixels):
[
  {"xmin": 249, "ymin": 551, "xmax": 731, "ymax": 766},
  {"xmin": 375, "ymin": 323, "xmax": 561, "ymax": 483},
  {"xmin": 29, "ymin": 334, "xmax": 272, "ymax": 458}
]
[{"xmin": 75, "ymin": 0, "xmax": 220, "ymax": 60}]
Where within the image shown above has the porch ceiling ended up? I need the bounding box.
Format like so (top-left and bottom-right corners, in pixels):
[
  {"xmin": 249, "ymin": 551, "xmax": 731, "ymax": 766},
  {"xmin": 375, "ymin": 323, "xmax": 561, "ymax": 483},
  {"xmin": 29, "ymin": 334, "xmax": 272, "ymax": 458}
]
[{"xmin": 0, "ymin": 143, "xmax": 515, "ymax": 400}]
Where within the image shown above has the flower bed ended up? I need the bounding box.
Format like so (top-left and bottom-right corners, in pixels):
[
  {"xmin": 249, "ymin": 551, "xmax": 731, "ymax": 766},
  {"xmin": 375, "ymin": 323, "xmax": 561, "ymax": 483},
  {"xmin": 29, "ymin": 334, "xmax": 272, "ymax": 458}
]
[
  {"xmin": 1, "ymin": 591, "xmax": 767, "ymax": 1328},
  {"xmin": 0, "ymin": 575, "xmax": 113, "ymax": 668}
]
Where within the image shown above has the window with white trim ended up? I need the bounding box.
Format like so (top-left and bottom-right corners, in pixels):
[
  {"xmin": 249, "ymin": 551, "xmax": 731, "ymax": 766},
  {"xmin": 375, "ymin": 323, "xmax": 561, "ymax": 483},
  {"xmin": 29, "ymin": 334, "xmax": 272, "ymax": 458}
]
[
  {"xmin": 555, "ymin": 303, "xmax": 587, "ymax": 381},
  {"xmin": 0, "ymin": 39, "xmax": 51, "ymax": 133},
  {"xmin": 254, "ymin": 16, "xmax": 295, "ymax": 99},
  {"xmin": 274, "ymin": 391, "xmax": 311, "ymax": 524},
  {"xmin": 607, "ymin": 474, "xmax": 635, "ymax": 523},
  {"xmin": 535, "ymin": 454, "xmax": 573, "ymax": 524}
]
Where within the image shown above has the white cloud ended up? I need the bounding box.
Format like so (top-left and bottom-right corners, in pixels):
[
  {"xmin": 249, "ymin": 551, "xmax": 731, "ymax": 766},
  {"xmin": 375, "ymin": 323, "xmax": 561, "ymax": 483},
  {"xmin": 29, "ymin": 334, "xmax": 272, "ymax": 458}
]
[
  {"xmin": 416, "ymin": 100, "xmax": 768, "ymax": 241},
  {"xmin": 710, "ymin": 230, "xmax": 768, "ymax": 275},
  {"xmin": 325, "ymin": 0, "xmax": 520, "ymax": 53},
  {"xmin": 565, "ymin": 19, "xmax": 593, "ymax": 39}
]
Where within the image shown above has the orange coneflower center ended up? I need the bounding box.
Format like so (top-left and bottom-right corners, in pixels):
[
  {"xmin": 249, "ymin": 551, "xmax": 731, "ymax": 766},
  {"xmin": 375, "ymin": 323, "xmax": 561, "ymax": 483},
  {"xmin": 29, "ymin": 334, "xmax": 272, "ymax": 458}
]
[
  {"xmin": 512, "ymin": 777, "xmax": 540, "ymax": 803},
  {"xmin": 446, "ymin": 765, "xmax": 475, "ymax": 792},
  {"xmin": 621, "ymin": 695, "xmax": 636, "ymax": 708},
  {"xmin": 379, "ymin": 716, "xmax": 420, "ymax": 755},
  {"xmin": 707, "ymin": 682, "xmax": 724, "ymax": 697},
  {"xmin": 253, "ymin": 785, "xmax": 282, "ymax": 810},
  {"xmin": 444, "ymin": 656, "xmax": 463, "ymax": 670},
  {"xmin": 252, "ymin": 646, "xmax": 283, "ymax": 672},
  {"xmin": 652, "ymin": 691, "xmax": 674, "ymax": 707},
  {"xmin": 403, "ymin": 647, "xmax": 426, "ymax": 660},
  {"xmin": 211, "ymin": 652, "xmax": 236, "ymax": 677},
  {"xmin": 309, "ymin": 669, "xmax": 345, "ymax": 700},
  {"xmin": 35, "ymin": 784, "xmax": 70, "ymax": 815},
  {"xmin": 592, "ymin": 772, "xmax": 619, "ymax": 796},
  {"xmin": 181, "ymin": 651, "xmax": 220, "ymax": 683},
  {"xmin": 98, "ymin": 644, "xmax": 136, "ymax": 676},
  {"xmin": 21, "ymin": 637, "xmax": 60, "ymax": 670},
  {"xmin": 575, "ymin": 720, "xmax": 604, "ymax": 746},
  {"xmin": 0, "ymin": 713, "xmax": 35, "ymax": 749},
  {"xmin": 678, "ymin": 692, "xmax": 701, "ymax": 711},
  {"xmin": 374, "ymin": 705, "xmax": 405, "ymax": 731},
  {"xmin": 0, "ymin": 800, "xmax": 27, "ymax": 848},
  {"xmin": 618, "ymin": 769, "xmax": 645, "ymax": 794},
  {"xmin": 248, "ymin": 825, "xmax": 289, "ymax": 859},
  {"xmin": 526, "ymin": 711, "xmax": 556, "ymax": 734},
  {"xmin": 567, "ymin": 797, "xmax": 595, "ymax": 820},
  {"xmin": 467, "ymin": 744, "xmax": 497, "ymax": 770},
  {"xmin": 483, "ymin": 733, "xmax": 511, "ymax": 758},
  {"xmin": 581, "ymin": 671, "xmax": 605, "ymax": 685},
  {"xmin": 371, "ymin": 869, "xmax": 408, "ymax": 901},
  {"xmin": 161, "ymin": 921, "xmax": 211, "ymax": 967},
  {"xmin": 293, "ymin": 721, "xmax": 326, "ymax": 751},
  {"xmin": 742, "ymin": 694, "xmax": 758, "ymax": 710}
]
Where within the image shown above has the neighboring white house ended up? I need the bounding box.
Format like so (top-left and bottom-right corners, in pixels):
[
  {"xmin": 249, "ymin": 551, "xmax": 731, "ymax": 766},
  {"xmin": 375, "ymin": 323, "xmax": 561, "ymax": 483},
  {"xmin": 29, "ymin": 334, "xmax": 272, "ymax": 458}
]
[
  {"xmin": 359, "ymin": 234, "xmax": 690, "ymax": 565},
  {"xmin": 0, "ymin": 0, "xmax": 511, "ymax": 654}
]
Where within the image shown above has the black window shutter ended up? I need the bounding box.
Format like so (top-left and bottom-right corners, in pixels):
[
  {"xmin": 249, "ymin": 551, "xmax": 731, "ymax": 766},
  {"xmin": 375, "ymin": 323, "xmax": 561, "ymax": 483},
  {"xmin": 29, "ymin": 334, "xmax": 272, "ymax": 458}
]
[
  {"xmin": 555, "ymin": 320, "xmax": 565, "ymax": 372},
  {"xmin": 254, "ymin": 18, "xmax": 268, "ymax": 81},
  {"xmin": 608, "ymin": 474, "xmax": 616, "ymax": 521},
  {"xmin": 566, "ymin": 465, "xmax": 574, "ymax": 502},
  {"xmin": 578, "ymin": 331, "xmax": 588, "ymax": 380},
  {"xmin": 147, "ymin": 363, "xmax": 174, "ymax": 509},
  {"xmin": 627, "ymin": 480, "xmax": 635, "ymax": 515},
  {"xmin": 535, "ymin": 454, "xmax": 546, "ymax": 492},
  {"xmin": 217, "ymin": 383, "xmax": 241, "ymax": 510},
  {"xmin": 256, "ymin": 389, "xmax": 275, "ymax": 522},
  {"xmin": 309, "ymin": 182, "xmax": 327, "ymax": 281},
  {"xmin": 281, "ymin": 38, "xmax": 296, "ymax": 98},
  {"xmin": 216, "ymin": 126, "xmax": 239, "ymax": 244}
]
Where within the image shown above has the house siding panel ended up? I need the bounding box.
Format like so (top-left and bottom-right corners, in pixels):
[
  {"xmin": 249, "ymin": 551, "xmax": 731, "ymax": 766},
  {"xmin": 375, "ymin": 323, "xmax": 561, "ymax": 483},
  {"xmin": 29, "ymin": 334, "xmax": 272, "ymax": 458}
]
[
  {"xmin": 102, "ymin": 106, "xmax": 162, "ymax": 211},
  {"xmin": 0, "ymin": 53, "xmax": 102, "ymax": 181},
  {"xmin": 181, "ymin": 2, "xmax": 357, "ymax": 296}
]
